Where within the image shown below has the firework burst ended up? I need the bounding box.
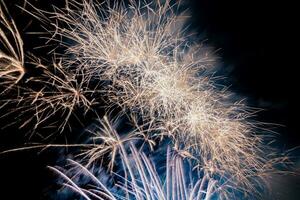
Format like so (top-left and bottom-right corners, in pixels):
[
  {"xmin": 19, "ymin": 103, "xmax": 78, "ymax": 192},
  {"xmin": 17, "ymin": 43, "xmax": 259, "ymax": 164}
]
[
  {"xmin": 50, "ymin": 143, "xmax": 228, "ymax": 200},
  {"xmin": 35, "ymin": 0, "xmax": 286, "ymax": 192},
  {"xmin": 0, "ymin": 0, "xmax": 292, "ymax": 199}
]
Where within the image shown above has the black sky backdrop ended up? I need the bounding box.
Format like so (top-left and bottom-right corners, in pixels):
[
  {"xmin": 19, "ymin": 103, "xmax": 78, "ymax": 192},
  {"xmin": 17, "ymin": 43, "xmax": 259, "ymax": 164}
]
[{"xmin": 0, "ymin": 0, "xmax": 298, "ymax": 199}]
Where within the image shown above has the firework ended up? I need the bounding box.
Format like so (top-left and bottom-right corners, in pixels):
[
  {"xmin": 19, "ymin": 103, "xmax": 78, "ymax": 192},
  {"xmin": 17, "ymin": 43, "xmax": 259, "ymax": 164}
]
[
  {"xmin": 0, "ymin": 10, "xmax": 98, "ymax": 133},
  {"xmin": 0, "ymin": 2, "xmax": 25, "ymax": 92},
  {"xmin": 0, "ymin": 2, "xmax": 98, "ymax": 133},
  {"xmin": 0, "ymin": 0, "xmax": 291, "ymax": 199},
  {"xmin": 19, "ymin": 58, "xmax": 97, "ymax": 133},
  {"xmin": 50, "ymin": 143, "xmax": 227, "ymax": 200},
  {"xmin": 36, "ymin": 0, "xmax": 286, "ymax": 191},
  {"xmin": 77, "ymin": 115, "xmax": 141, "ymax": 171}
]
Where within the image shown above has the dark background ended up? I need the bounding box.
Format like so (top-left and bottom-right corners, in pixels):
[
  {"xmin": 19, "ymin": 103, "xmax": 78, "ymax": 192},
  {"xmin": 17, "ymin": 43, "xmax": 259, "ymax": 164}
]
[{"xmin": 0, "ymin": 0, "xmax": 299, "ymax": 199}]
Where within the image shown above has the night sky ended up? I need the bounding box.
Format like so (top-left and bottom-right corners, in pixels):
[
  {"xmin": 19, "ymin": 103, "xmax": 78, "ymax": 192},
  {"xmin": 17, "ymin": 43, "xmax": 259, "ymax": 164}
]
[{"xmin": 0, "ymin": 0, "xmax": 298, "ymax": 199}]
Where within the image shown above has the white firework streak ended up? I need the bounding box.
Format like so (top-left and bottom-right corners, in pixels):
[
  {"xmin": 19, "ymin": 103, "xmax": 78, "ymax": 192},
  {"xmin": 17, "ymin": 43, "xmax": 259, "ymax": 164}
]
[
  {"xmin": 50, "ymin": 143, "xmax": 228, "ymax": 200},
  {"xmin": 0, "ymin": 2, "xmax": 25, "ymax": 92}
]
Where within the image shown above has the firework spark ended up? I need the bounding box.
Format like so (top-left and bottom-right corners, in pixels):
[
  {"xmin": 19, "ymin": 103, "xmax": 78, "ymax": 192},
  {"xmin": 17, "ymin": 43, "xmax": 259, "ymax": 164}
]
[
  {"xmin": 0, "ymin": 2, "xmax": 25, "ymax": 92},
  {"xmin": 20, "ymin": 58, "xmax": 97, "ymax": 133},
  {"xmin": 0, "ymin": 2, "xmax": 98, "ymax": 133},
  {"xmin": 77, "ymin": 115, "xmax": 141, "ymax": 171},
  {"xmin": 50, "ymin": 143, "xmax": 227, "ymax": 200}
]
